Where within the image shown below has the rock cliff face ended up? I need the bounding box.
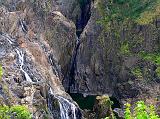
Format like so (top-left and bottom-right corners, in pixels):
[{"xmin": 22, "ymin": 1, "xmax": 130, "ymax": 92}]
[
  {"xmin": 72, "ymin": 0, "xmax": 160, "ymax": 106},
  {"xmin": 0, "ymin": 0, "xmax": 160, "ymax": 118},
  {"xmin": 57, "ymin": 0, "xmax": 81, "ymax": 23},
  {"xmin": 0, "ymin": 1, "xmax": 82, "ymax": 118}
]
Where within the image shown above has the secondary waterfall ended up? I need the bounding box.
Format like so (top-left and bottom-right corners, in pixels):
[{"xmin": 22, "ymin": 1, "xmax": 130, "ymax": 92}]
[
  {"xmin": 15, "ymin": 49, "xmax": 33, "ymax": 82},
  {"xmin": 2, "ymin": 33, "xmax": 82, "ymax": 119},
  {"xmin": 2, "ymin": 33, "xmax": 33, "ymax": 82},
  {"xmin": 63, "ymin": 37, "xmax": 81, "ymax": 92}
]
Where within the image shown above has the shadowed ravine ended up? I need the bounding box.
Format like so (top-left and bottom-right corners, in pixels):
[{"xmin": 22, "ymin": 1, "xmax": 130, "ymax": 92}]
[
  {"xmin": 1, "ymin": 0, "xmax": 160, "ymax": 119},
  {"xmin": 63, "ymin": 0, "xmax": 91, "ymax": 94}
]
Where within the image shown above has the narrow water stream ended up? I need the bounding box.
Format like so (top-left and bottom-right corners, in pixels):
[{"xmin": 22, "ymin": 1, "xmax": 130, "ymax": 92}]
[
  {"xmin": 66, "ymin": 37, "xmax": 80, "ymax": 92},
  {"xmin": 2, "ymin": 33, "xmax": 33, "ymax": 82},
  {"xmin": 15, "ymin": 49, "xmax": 33, "ymax": 82},
  {"xmin": 61, "ymin": 1, "xmax": 93, "ymax": 118}
]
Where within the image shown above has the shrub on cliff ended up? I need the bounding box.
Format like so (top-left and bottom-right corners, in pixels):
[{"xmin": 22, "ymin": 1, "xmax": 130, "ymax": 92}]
[
  {"xmin": 125, "ymin": 101, "xmax": 160, "ymax": 119},
  {"xmin": 0, "ymin": 65, "xmax": 2, "ymax": 80},
  {"xmin": 0, "ymin": 105, "xmax": 31, "ymax": 119}
]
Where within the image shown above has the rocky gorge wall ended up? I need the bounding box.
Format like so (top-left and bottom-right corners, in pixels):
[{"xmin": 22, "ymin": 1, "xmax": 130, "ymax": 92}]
[
  {"xmin": 0, "ymin": 0, "xmax": 160, "ymax": 118},
  {"xmin": 0, "ymin": 0, "xmax": 82, "ymax": 118},
  {"xmin": 72, "ymin": 0, "xmax": 160, "ymax": 109}
]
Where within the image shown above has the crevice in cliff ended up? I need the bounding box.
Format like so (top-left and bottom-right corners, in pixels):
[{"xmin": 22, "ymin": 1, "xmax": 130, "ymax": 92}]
[
  {"xmin": 76, "ymin": 0, "xmax": 91, "ymax": 37},
  {"xmin": 63, "ymin": 0, "xmax": 92, "ymax": 92}
]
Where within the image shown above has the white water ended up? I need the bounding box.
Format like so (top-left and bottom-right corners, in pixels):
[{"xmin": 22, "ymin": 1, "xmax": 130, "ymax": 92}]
[
  {"xmin": 49, "ymin": 88, "xmax": 78, "ymax": 119},
  {"xmin": 57, "ymin": 96, "xmax": 77, "ymax": 119},
  {"xmin": 48, "ymin": 56, "xmax": 59, "ymax": 77},
  {"xmin": 15, "ymin": 49, "xmax": 33, "ymax": 82},
  {"xmin": 47, "ymin": 37, "xmax": 81, "ymax": 119},
  {"xmin": 2, "ymin": 33, "xmax": 15, "ymax": 44},
  {"xmin": 2, "ymin": 33, "xmax": 32, "ymax": 82},
  {"xmin": 3, "ymin": 33, "xmax": 79, "ymax": 119}
]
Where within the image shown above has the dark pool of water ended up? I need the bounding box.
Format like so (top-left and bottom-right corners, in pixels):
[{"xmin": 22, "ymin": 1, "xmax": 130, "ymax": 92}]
[
  {"xmin": 69, "ymin": 93, "xmax": 97, "ymax": 110},
  {"xmin": 70, "ymin": 93, "xmax": 121, "ymax": 111}
]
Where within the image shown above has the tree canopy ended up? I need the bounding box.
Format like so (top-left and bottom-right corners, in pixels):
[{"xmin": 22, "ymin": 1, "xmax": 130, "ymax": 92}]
[{"xmin": 98, "ymin": 0, "xmax": 160, "ymax": 28}]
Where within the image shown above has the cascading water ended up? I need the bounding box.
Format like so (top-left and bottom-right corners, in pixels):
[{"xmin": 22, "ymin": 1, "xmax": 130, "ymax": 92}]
[
  {"xmin": 2, "ymin": 33, "xmax": 33, "ymax": 83},
  {"xmin": 48, "ymin": 88, "xmax": 82, "ymax": 119},
  {"xmin": 57, "ymin": 96, "xmax": 77, "ymax": 119},
  {"xmin": 45, "ymin": 45, "xmax": 82, "ymax": 119},
  {"xmin": 64, "ymin": 37, "xmax": 81, "ymax": 92},
  {"xmin": 15, "ymin": 49, "xmax": 33, "ymax": 82},
  {"xmin": 1, "ymin": 32, "xmax": 82, "ymax": 119}
]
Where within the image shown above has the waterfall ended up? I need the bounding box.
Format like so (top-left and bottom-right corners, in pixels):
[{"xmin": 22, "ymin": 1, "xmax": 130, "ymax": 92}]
[
  {"xmin": 2, "ymin": 33, "xmax": 82, "ymax": 119},
  {"xmin": 49, "ymin": 88, "xmax": 82, "ymax": 119},
  {"xmin": 15, "ymin": 49, "xmax": 33, "ymax": 82},
  {"xmin": 47, "ymin": 48, "xmax": 82, "ymax": 119},
  {"xmin": 63, "ymin": 37, "xmax": 81, "ymax": 92},
  {"xmin": 1, "ymin": 33, "xmax": 16, "ymax": 45},
  {"xmin": 57, "ymin": 96, "xmax": 77, "ymax": 119},
  {"xmin": 1, "ymin": 33, "xmax": 33, "ymax": 82}
]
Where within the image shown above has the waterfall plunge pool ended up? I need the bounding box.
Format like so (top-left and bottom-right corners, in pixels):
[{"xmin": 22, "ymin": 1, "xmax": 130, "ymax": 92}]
[
  {"xmin": 69, "ymin": 93, "xmax": 96, "ymax": 110},
  {"xmin": 69, "ymin": 93, "xmax": 121, "ymax": 110}
]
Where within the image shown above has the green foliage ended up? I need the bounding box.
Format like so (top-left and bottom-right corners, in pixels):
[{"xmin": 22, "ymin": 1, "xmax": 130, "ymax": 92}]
[
  {"xmin": 136, "ymin": 2, "xmax": 160, "ymax": 25},
  {"xmin": 97, "ymin": 96, "xmax": 115, "ymax": 119},
  {"xmin": 120, "ymin": 42, "xmax": 130, "ymax": 55},
  {"xmin": 139, "ymin": 51, "xmax": 160, "ymax": 65},
  {"xmin": 124, "ymin": 103, "xmax": 132, "ymax": 119},
  {"xmin": 97, "ymin": 0, "xmax": 159, "ymax": 30},
  {"xmin": 0, "ymin": 105, "xmax": 31, "ymax": 119},
  {"xmin": 149, "ymin": 105, "xmax": 160, "ymax": 119},
  {"xmin": 104, "ymin": 117, "xmax": 110, "ymax": 119},
  {"xmin": 135, "ymin": 101, "xmax": 148, "ymax": 119},
  {"xmin": 0, "ymin": 64, "xmax": 2, "ymax": 80},
  {"xmin": 131, "ymin": 67, "xmax": 142, "ymax": 78},
  {"xmin": 124, "ymin": 101, "xmax": 160, "ymax": 119},
  {"xmin": 155, "ymin": 67, "xmax": 160, "ymax": 77}
]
